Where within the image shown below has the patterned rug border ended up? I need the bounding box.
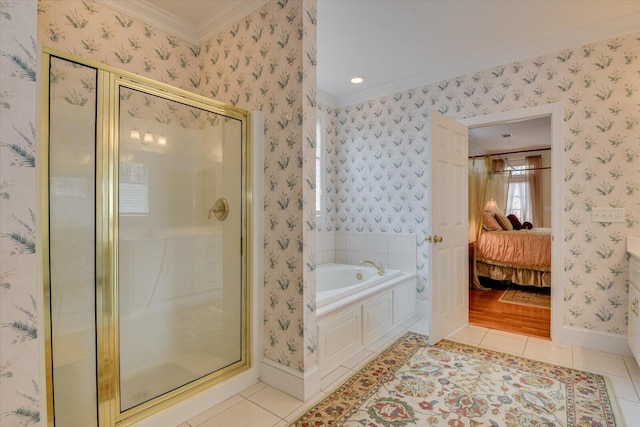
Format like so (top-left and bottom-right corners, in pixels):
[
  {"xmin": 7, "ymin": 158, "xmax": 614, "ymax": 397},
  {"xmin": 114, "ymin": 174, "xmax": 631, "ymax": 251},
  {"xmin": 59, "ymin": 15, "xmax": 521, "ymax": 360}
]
[
  {"xmin": 498, "ymin": 288, "xmax": 551, "ymax": 309},
  {"xmin": 289, "ymin": 332, "xmax": 624, "ymax": 426},
  {"xmin": 289, "ymin": 332, "xmax": 429, "ymax": 426}
]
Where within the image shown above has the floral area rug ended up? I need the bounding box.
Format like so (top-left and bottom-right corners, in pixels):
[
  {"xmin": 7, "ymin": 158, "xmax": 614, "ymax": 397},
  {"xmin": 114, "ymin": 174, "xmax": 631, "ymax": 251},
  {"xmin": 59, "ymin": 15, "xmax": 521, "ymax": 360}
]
[
  {"xmin": 499, "ymin": 288, "xmax": 551, "ymax": 309},
  {"xmin": 290, "ymin": 332, "xmax": 622, "ymax": 426}
]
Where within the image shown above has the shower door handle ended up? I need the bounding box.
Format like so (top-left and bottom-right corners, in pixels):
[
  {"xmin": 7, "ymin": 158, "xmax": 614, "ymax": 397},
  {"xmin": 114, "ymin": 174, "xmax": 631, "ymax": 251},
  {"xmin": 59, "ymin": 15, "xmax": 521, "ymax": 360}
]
[{"xmin": 208, "ymin": 198, "xmax": 229, "ymax": 220}]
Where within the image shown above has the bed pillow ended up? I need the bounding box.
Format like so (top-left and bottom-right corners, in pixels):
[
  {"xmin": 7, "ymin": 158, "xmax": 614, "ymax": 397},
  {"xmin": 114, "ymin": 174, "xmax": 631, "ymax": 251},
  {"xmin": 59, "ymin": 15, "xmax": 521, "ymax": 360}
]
[
  {"xmin": 482, "ymin": 211, "xmax": 502, "ymax": 231},
  {"xmin": 522, "ymin": 221, "xmax": 533, "ymax": 230},
  {"xmin": 495, "ymin": 212, "xmax": 513, "ymax": 230},
  {"xmin": 507, "ymin": 214, "xmax": 522, "ymax": 230}
]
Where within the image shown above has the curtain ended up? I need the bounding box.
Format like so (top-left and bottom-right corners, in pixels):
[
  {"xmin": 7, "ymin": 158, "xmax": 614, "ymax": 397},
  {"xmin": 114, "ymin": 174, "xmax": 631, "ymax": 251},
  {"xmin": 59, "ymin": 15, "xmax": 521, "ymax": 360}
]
[
  {"xmin": 489, "ymin": 159, "xmax": 509, "ymax": 214},
  {"xmin": 526, "ymin": 155, "xmax": 542, "ymax": 226},
  {"xmin": 468, "ymin": 156, "xmax": 492, "ymax": 290},
  {"xmin": 468, "ymin": 156, "xmax": 490, "ymax": 243}
]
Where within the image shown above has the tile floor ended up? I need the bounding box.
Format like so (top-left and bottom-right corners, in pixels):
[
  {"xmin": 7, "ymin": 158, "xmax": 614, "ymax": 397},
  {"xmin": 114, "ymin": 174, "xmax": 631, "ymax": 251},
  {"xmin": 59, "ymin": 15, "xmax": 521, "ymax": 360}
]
[{"xmin": 178, "ymin": 319, "xmax": 640, "ymax": 426}]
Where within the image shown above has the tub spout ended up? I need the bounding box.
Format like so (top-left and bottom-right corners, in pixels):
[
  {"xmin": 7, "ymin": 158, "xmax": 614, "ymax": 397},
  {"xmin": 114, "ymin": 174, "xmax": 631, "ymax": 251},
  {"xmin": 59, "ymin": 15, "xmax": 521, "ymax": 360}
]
[{"xmin": 360, "ymin": 260, "xmax": 385, "ymax": 276}]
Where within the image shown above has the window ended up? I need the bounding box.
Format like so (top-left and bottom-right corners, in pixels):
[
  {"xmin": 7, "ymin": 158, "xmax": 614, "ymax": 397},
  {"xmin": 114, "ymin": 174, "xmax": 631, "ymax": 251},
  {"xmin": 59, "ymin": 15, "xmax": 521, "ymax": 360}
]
[
  {"xmin": 316, "ymin": 111, "xmax": 326, "ymax": 219},
  {"xmin": 505, "ymin": 165, "xmax": 531, "ymax": 222},
  {"xmin": 120, "ymin": 162, "xmax": 148, "ymax": 215}
]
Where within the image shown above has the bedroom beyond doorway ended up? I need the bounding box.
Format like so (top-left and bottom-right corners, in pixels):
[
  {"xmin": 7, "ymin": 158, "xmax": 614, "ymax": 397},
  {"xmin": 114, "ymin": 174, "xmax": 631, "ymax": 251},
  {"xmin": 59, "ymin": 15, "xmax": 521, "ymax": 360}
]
[{"xmin": 467, "ymin": 115, "xmax": 552, "ymax": 339}]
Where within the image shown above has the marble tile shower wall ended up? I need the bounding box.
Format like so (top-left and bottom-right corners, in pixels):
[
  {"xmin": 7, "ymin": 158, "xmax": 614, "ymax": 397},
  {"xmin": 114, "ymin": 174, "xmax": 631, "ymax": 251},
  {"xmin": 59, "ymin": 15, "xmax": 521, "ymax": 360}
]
[{"xmin": 321, "ymin": 32, "xmax": 640, "ymax": 336}]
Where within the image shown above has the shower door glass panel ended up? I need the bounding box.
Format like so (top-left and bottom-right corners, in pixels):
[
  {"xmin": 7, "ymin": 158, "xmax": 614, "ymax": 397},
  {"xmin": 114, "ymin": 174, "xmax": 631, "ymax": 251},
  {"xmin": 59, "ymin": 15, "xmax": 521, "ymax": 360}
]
[
  {"xmin": 118, "ymin": 86, "xmax": 243, "ymax": 411},
  {"xmin": 48, "ymin": 57, "xmax": 98, "ymax": 426}
]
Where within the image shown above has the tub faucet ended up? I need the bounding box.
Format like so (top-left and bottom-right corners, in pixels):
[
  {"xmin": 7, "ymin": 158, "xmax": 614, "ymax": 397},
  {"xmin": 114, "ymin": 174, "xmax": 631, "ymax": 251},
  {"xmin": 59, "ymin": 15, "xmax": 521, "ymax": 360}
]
[{"xmin": 360, "ymin": 260, "xmax": 385, "ymax": 276}]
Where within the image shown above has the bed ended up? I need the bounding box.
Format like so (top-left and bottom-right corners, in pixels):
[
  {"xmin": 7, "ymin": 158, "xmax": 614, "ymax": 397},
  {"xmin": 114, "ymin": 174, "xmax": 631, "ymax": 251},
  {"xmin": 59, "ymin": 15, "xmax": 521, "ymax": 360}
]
[{"xmin": 474, "ymin": 228, "xmax": 551, "ymax": 288}]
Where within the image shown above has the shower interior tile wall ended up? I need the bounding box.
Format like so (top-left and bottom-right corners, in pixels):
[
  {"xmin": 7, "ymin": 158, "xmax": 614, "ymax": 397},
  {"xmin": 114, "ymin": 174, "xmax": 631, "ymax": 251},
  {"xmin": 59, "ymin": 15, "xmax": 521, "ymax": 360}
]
[{"xmin": 317, "ymin": 232, "xmax": 417, "ymax": 273}]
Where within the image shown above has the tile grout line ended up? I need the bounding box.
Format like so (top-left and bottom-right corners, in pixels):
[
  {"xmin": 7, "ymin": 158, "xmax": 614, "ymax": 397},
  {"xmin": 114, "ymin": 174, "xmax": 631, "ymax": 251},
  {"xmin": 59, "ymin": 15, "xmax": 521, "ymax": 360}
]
[
  {"xmin": 190, "ymin": 395, "xmax": 249, "ymax": 427},
  {"xmin": 623, "ymin": 359, "xmax": 640, "ymax": 401},
  {"xmin": 243, "ymin": 396, "xmax": 290, "ymax": 424}
]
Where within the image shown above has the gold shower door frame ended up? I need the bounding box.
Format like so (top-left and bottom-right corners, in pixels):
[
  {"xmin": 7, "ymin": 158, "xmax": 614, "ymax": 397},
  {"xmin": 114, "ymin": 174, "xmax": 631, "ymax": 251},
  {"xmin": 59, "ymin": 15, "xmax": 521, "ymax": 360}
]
[{"xmin": 41, "ymin": 48, "xmax": 251, "ymax": 427}]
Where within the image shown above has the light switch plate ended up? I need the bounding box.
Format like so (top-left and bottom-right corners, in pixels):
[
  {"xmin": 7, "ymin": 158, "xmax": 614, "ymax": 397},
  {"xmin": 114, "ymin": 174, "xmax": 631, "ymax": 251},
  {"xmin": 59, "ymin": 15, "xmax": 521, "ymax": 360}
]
[{"xmin": 592, "ymin": 207, "xmax": 625, "ymax": 222}]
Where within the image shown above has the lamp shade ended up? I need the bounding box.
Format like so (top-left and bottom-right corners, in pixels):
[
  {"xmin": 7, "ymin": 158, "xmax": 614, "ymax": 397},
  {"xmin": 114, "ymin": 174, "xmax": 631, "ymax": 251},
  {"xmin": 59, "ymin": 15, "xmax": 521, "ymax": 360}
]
[{"xmin": 485, "ymin": 199, "xmax": 499, "ymax": 213}]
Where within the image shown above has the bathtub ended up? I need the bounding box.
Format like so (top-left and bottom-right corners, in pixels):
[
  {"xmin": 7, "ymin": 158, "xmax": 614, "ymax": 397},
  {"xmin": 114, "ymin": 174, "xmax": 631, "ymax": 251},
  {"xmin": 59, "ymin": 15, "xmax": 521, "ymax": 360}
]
[
  {"xmin": 315, "ymin": 263, "xmax": 417, "ymax": 373},
  {"xmin": 316, "ymin": 263, "xmax": 404, "ymax": 311}
]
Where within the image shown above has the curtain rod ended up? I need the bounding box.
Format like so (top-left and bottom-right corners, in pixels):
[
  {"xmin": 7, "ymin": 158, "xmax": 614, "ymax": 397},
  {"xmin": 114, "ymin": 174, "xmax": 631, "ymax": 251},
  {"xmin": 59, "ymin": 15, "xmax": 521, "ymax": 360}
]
[
  {"xmin": 468, "ymin": 147, "xmax": 551, "ymax": 159},
  {"xmin": 491, "ymin": 166, "xmax": 551, "ymax": 173}
]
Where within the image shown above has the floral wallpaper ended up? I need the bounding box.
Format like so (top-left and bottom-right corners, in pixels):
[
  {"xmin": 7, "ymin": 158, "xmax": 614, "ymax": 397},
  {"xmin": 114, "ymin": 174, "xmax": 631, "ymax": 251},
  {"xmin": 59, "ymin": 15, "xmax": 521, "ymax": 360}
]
[
  {"xmin": 300, "ymin": 0, "xmax": 318, "ymax": 371},
  {"xmin": 38, "ymin": 0, "xmax": 197, "ymax": 90},
  {"xmin": 0, "ymin": 1, "xmax": 40, "ymax": 426},
  {"xmin": 193, "ymin": 0, "xmax": 318, "ymax": 372},
  {"xmin": 322, "ymin": 32, "xmax": 640, "ymax": 335}
]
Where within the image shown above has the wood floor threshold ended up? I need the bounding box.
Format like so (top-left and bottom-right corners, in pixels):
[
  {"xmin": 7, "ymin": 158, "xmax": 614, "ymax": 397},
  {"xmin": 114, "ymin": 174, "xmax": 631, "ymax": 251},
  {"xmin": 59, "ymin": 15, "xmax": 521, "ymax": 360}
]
[{"xmin": 469, "ymin": 288, "xmax": 551, "ymax": 339}]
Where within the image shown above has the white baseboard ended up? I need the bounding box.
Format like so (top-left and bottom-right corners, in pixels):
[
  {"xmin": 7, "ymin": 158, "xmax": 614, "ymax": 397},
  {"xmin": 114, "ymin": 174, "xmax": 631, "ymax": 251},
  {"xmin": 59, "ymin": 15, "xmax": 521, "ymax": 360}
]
[
  {"xmin": 415, "ymin": 300, "xmax": 428, "ymax": 318},
  {"xmin": 554, "ymin": 325, "xmax": 632, "ymax": 357},
  {"xmin": 260, "ymin": 358, "xmax": 321, "ymax": 402}
]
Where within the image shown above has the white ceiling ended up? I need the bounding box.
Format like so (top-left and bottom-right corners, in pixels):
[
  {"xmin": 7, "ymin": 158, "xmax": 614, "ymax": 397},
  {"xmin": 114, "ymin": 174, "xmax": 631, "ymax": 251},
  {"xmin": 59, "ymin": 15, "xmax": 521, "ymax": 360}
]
[
  {"xmin": 317, "ymin": 0, "xmax": 640, "ymax": 106},
  {"xmin": 126, "ymin": 0, "xmax": 640, "ymax": 108},
  {"xmin": 468, "ymin": 117, "xmax": 551, "ymax": 157}
]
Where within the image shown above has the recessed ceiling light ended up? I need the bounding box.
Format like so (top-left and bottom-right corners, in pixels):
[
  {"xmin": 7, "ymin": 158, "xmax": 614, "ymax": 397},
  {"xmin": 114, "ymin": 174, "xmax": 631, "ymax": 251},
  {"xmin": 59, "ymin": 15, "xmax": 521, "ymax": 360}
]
[{"xmin": 350, "ymin": 76, "xmax": 364, "ymax": 84}]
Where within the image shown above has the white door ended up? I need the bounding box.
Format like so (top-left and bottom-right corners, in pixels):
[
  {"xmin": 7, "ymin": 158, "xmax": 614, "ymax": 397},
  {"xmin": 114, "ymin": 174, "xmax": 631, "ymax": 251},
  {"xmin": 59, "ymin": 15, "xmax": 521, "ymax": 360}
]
[{"xmin": 428, "ymin": 110, "xmax": 469, "ymax": 345}]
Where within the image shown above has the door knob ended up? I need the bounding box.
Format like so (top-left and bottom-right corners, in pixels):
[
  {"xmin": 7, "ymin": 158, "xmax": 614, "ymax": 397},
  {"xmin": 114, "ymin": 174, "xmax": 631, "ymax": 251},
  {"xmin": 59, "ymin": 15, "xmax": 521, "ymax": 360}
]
[
  {"xmin": 208, "ymin": 198, "xmax": 229, "ymax": 220},
  {"xmin": 433, "ymin": 235, "xmax": 443, "ymax": 243}
]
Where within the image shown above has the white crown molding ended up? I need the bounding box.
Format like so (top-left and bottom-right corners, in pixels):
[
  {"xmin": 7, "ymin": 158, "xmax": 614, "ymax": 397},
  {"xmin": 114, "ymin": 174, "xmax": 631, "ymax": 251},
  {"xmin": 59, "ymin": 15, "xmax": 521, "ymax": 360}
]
[
  {"xmin": 317, "ymin": 89, "xmax": 339, "ymax": 109},
  {"xmin": 334, "ymin": 12, "xmax": 640, "ymax": 108},
  {"xmin": 96, "ymin": 0, "xmax": 200, "ymax": 45},
  {"xmin": 197, "ymin": 1, "xmax": 269, "ymax": 43}
]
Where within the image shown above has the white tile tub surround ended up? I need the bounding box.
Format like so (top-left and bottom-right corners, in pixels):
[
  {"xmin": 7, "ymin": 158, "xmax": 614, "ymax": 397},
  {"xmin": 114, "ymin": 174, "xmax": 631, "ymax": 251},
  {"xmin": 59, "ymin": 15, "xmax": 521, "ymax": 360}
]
[
  {"xmin": 628, "ymin": 236, "xmax": 640, "ymax": 259},
  {"xmin": 317, "ymin": 231, "xmax": 417, "ymax": 273},
  {"xmin": 317, "ymin": 231, "xmax": 337, "ymax": 264}
]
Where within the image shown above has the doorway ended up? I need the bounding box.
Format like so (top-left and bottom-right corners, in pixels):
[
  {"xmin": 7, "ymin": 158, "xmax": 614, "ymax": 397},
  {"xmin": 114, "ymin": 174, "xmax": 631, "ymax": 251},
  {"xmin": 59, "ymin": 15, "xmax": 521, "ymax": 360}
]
[
  {"xmin": 468, "ymin": 119, "xmax": 551, "ymax": 338},
  {"xmin": 461, "ymin": 104, "xmax": 564, "ymax": 342}
]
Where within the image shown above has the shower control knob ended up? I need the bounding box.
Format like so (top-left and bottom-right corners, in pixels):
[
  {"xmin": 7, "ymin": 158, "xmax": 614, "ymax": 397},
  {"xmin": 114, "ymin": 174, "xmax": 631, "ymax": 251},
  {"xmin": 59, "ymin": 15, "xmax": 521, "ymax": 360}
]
[{"xmin": 208, "ymin": 198, "xmax": 229, "ymax": 220}]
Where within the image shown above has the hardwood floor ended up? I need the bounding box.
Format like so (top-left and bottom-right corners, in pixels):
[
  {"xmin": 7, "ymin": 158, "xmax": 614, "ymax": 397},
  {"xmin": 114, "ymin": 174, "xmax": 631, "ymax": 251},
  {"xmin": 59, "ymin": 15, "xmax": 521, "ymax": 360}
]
[{"xmin": 469, "ymin": 288, "xmax": 551, "ymax": 339}]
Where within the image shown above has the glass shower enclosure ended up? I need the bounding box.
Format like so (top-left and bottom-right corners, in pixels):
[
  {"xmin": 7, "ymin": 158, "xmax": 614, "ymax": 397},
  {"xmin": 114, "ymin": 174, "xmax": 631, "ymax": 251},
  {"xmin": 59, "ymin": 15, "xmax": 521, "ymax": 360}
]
[{"xmin": 42, "ymin": 50, "xmax": 250, "ymax": 426}]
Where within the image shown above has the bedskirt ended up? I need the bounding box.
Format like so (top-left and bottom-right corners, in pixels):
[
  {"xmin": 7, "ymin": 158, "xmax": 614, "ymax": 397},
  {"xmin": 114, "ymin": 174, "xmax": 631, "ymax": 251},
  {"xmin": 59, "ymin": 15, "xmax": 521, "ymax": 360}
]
[{"xmin": 476, "ymin": 259, "xmax": 551, "ymax": 288}]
